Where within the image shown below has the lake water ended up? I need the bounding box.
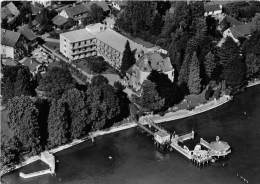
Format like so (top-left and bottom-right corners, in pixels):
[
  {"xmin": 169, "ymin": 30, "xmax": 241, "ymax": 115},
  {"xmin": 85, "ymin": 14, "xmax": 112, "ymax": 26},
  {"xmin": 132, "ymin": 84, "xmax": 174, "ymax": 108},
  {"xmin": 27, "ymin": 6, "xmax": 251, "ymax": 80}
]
[{"xmin": 2, "ymin": 85, "xmax": 260, "ymax": 184}]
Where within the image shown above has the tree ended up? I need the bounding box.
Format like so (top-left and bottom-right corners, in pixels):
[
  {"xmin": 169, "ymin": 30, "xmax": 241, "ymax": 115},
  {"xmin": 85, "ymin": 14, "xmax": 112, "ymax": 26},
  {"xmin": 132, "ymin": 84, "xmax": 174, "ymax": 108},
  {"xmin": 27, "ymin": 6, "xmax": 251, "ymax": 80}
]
[
  {"xmin": 86, "ymin": 84, "xmax": 121, "ymax": 130},
  {"xmin": 134, "ymin": 80, "xmax": 165, "ymax": 112},
  {"xmin": 38, "ymin": 67, "xmax": 75, "ymax": 99},
  {"xmin": 188, "ymin": 52, "xmax": 201, "ymax": 94},
  {"xmin": 204, "ymin": 51, "xmax": 217, "ymax": 79},
  {"xmin": 1, "ymin": 65, "xmax": 34, "ymax": 104},
  {"xmin": 90, "ymin": 3, "xmax": 104, "ymax": 23},
  {"xmin": 245, "ymin": 53, "xmax": 260, "ymax": 78},
  {"xmin": 7, "ymin": 96, "xmax": 41, "ymax": 155},
  {"xmin": 1, "ymin": 136, "xmax": 23, "ymax": 167},
  {"xmin": 150, "ymin": 13, "xmax": 163, "ymax": 35},
  {"xmin": 91, "ymin": 75, "xmax": 109, "ymax": 87},
  {"xmin": 178, "ymin": 53, "xmax": 191, "ymax": 86},
  {"xmin": 61, "ymin": 88, "xmax": 90, "ymax": 139},
  {"xmin": 120, "ymin": 41, "xmax": 135, "ymax": 73},
  {"xmin": 147, "ymin": 70, "xmax": 182, "ymax": 108},
  {"xmin": 221, "ymin": 57, "xmax": 246, "ymax": 88},
  {"xmin": 48, "ymin": 99, "xmax": 70, "ymax": 148},
  {"xmin": 218, "ymin": 37, "xmax": 239, "ymax": 67},
  {"xmin": 14, "ymin": 67, "xmax": 33, "ymax": 97},
  {"xmin": 115, "ymin": 1, "xmax": 157, "ymax": 35},
  {"xmin": 218, "ymin": 37, "xmax": 246, "ymax": 87}
]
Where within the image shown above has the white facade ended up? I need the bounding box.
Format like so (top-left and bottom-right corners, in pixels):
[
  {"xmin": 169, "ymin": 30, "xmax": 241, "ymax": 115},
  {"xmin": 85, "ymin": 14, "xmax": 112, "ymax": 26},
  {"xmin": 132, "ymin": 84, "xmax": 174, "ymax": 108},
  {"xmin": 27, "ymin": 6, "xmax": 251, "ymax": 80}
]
[
  {"xmin": 32, "ymin": 0, "xmax": 51, "ymax": 7},
  {"xmin": 59, "ymin": 10, "xmax": 69, "ymax": 19},
  {"xmin": 204, "ymin": 5, "xmax": 222, "ymax": 17},
  {"xmin": 223, "ymin": 28, "xmax": 239, "ymax": 43},
  {"xmin": 1, "ymin": 45, "xmax": 14, "ymax": 59}
]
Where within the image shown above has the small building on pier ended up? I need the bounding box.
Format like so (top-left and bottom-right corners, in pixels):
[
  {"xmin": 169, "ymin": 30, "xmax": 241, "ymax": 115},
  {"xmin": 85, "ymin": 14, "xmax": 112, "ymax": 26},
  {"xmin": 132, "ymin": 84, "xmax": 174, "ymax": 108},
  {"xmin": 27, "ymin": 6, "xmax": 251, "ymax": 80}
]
[{"xmin": 154, "ymin": 130, "xmax": 171, "ymax": 145}]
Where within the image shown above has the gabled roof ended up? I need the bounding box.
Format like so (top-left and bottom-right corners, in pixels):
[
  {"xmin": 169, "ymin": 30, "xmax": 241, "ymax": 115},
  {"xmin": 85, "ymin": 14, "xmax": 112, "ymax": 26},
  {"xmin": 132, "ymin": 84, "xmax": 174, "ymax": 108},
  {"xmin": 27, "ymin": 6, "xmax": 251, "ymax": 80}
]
[
  {"xmin": 63, "ymin": 4, "xmax": 89, "ymax": 18},
  {"xmin": 52, "ymin": 15, "xmax": 68, "ymax": 26},
  {"xmin": 19, "ymin": 57, "xmax": 41, "ymax": 72},
  {"xmin": 1, "ymin": 29, "xmax": 21, "ymax": 47},
  {"xmin": 230, "ymin": 23, "xmax": 254, "ymax": 38},
  {"xmin": 6, "ymin": 2, "xmax": 20, "ymax": 16},
  {"xmin": 1, "ymin": 7, "xmax": 12, "ymax": 20},
  {"xmin": 87, "ymin": 1, "xmax": 110, "ymax": 12},
  {"xmin": 18, "ymin": 25, "xmax": 37, "ymax": 41},
  {"xmin": 135, "ymin": 52, "xmax": 173, "ymax": 73}
]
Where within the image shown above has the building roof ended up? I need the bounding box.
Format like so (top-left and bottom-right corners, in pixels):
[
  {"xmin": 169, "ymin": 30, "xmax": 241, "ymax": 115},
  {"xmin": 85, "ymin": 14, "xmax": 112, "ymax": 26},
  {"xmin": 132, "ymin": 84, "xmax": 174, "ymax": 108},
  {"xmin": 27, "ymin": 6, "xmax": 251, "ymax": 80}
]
[
  {"xmin": 18, "ymin": 25, "xmax": 37, "ymax": 41},
  {"xmin": 135, "ymin": 52, "xmax": 173, "ymax": 72},
  {"xmin": 87, "ymin": 1, "xmax": 110, "ymax": 12},
  {"xmin": 63, "ymin": 4, "xmax": 89, "ymax": 18},
  {"xmin": 52, "ymin": 15, "xmax": 68, "ymax": 26},
  {"xmin": 204, "ymin": 3, "xmax": 221, "ymax": 12},
  {"xmin": 19, "ymin": 57, "xmax": 41, "ymax": 72},
  {"xmin": 5, "ymin": 2, "xmax": 20, "ymax": 17},
  {"xmin": 61, "ymin": 28, "xmax": 95, "ymax": 42},
  {"xmin": 223, "ymin": 15, "xmax": 243, "ymax": 27},
  {"xmin": 1, "ymin": 7, "xmax": 12, "ymax": 20},
  {"xmin": 230, "ymin": 23, "xmax": 254, "ymax": 38},
  {"xmin": 1, "ymin": 29, "xmax": 21, "ymax": 47},
  {"xmin": 95, "ymin": 28, "xmax": 147, "ymax": 53},
  {"xmin": 31, "ymin": 4, "xmax": 43, "ymax": 15}
]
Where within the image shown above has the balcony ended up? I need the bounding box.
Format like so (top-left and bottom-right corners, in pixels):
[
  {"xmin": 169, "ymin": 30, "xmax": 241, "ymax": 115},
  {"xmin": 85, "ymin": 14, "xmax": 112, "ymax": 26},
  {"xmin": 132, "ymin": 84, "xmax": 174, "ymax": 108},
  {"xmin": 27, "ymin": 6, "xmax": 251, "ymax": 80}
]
[{"xmin": 71, "ymin": 48, "xmax": 96, "ymax": 56}]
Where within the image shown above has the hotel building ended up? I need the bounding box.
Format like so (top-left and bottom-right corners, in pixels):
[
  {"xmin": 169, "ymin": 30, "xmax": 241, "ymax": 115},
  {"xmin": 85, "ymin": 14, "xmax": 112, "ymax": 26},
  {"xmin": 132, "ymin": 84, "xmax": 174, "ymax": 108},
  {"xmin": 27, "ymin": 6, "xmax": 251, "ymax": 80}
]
[{"xmin": 60, "ymin": 24, "xmax": 147, "ymax": 69}]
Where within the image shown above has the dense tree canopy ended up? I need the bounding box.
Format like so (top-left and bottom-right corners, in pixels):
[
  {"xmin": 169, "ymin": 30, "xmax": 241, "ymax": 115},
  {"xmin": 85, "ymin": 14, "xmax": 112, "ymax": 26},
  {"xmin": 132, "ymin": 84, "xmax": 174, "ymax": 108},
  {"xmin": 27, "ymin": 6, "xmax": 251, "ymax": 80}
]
[
  {"xmin": 116, "ymin": 1, "xmax": 157, "ymax": 35},
  {"xmin": 86, "ymin": 84, "xmax": 121, "ymax": 130},
  {"xmin": 188, "ymin": 52, "xmax": 201, "ymax": 94},
  {"xmin": 61, "ymin": 88, "xmax": 89, "ymax": 139},
  {"xmin": 1, "ymin": 65, "xmax": 34, "ymax": 104},
  {"xmin": 48, "ymin": 99, "xmax": 70, "ymax": 148},
  {"xmin": 38, "ymin": 67, "xmax": 75, "ymax": 99},
  {"xmin": 134, "ymin": 80, "xmax": 165, "ymax": 112},
  {"xmin": 147, "ymin": 70, "xmax": 182, "ymax": 108},
  {"xmin": 120, "ymin": 41, "xmax": 136, "ymax": 74},
  {"xmin": 7, "ymin": 96, "xmax": 41, "ymax": 155}
]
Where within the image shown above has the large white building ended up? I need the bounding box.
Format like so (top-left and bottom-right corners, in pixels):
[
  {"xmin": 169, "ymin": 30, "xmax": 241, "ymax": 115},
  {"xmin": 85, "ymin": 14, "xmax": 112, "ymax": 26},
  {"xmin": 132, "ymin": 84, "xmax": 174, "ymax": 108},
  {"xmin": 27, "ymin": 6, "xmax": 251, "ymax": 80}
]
[{"xmin": 60, "ymin": 24, "xmax": 148, "ymax": 69}]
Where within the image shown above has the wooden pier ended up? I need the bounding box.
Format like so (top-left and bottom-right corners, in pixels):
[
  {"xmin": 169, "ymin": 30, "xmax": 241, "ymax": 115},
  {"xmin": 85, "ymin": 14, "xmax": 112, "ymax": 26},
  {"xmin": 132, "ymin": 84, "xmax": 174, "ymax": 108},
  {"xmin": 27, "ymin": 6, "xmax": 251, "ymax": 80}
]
[{"xmin": 136, "ymin": 117, "xmax": 231, "ymax": 166}]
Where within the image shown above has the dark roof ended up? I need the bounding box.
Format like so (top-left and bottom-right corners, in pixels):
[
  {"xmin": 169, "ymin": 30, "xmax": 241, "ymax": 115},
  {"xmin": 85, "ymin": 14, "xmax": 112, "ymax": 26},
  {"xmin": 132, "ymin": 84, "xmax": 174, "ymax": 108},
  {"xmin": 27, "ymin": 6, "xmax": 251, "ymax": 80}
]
[
  {"xmin": 20, "ymin": 57, "xmax": 41, "ymax": 72},
  {"xmin": 52, "ymin": 15, "xmax": 68, "ymax": 26},
  {"xmin": 87, "ymin": 1, "xmax": 110, "ymax": 12},
  {"xmin": 1, "ymin": 29, "xmax": 21, "ymax": 47},
  {"xmin": 64, "ymin": 4, "xmax": 89, "ymax": 18},
  {"xmin": 18, "ymin": 25, "xmax": 37, "ymax": 41},
  {"xmin": 230, "ymin": 23, "xmax": 254, "ymax": 38},
  {"xmin": 5, "ymin": 2, "xmax": 20, "ymax": 16},
  {"xmin": 204, "ymin": 3, "xmax": 221, "ymax": 12},
  {"xmin": 223, "ymin": 15, "xmax": 243, "ymax": 27}
]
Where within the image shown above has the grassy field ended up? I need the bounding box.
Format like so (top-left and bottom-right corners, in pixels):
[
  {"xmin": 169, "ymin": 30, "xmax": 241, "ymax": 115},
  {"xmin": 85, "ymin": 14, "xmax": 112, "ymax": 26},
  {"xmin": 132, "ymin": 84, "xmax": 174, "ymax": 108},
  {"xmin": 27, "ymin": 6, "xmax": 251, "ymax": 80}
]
[{"xmin": 1, "ymin": 109, "xmax": 14, "ymax": 139}]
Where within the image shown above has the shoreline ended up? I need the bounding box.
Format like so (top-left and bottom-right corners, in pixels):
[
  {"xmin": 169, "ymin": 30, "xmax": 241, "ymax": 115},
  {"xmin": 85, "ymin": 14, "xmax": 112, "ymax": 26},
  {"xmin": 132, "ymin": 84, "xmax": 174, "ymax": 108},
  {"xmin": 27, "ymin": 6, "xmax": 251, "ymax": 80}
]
[{"xmin": 1, "ymin": 80, "xmax": 260, "ymax": 177}]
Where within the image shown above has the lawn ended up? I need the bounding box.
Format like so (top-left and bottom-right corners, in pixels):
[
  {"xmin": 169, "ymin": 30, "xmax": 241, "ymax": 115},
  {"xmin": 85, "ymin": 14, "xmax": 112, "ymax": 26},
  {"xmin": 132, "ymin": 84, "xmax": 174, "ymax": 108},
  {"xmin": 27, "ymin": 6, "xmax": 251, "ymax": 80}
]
[{"xmin": 1, "ymin": 109, "xmax": 14, "ymax": 139}]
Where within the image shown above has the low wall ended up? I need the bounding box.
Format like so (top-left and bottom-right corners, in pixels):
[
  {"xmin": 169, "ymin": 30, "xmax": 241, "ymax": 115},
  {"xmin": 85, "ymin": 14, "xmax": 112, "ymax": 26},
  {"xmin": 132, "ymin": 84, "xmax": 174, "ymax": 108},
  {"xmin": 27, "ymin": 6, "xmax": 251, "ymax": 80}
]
[{"xmin": 19, "ymin": 169, "xmax": 52, "ymax": 179}]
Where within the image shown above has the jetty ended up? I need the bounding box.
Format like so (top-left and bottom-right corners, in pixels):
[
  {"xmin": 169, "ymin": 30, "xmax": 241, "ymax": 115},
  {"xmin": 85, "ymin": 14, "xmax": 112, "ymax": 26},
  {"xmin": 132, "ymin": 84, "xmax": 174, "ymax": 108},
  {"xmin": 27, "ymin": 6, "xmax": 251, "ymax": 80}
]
[
  {"xmin": 136, "ymin": 117, "xmax": 231, "ymax": 166},
  {"xmin": 19, "ymin": 151, "xmax": 55, "ymax": 179}
]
